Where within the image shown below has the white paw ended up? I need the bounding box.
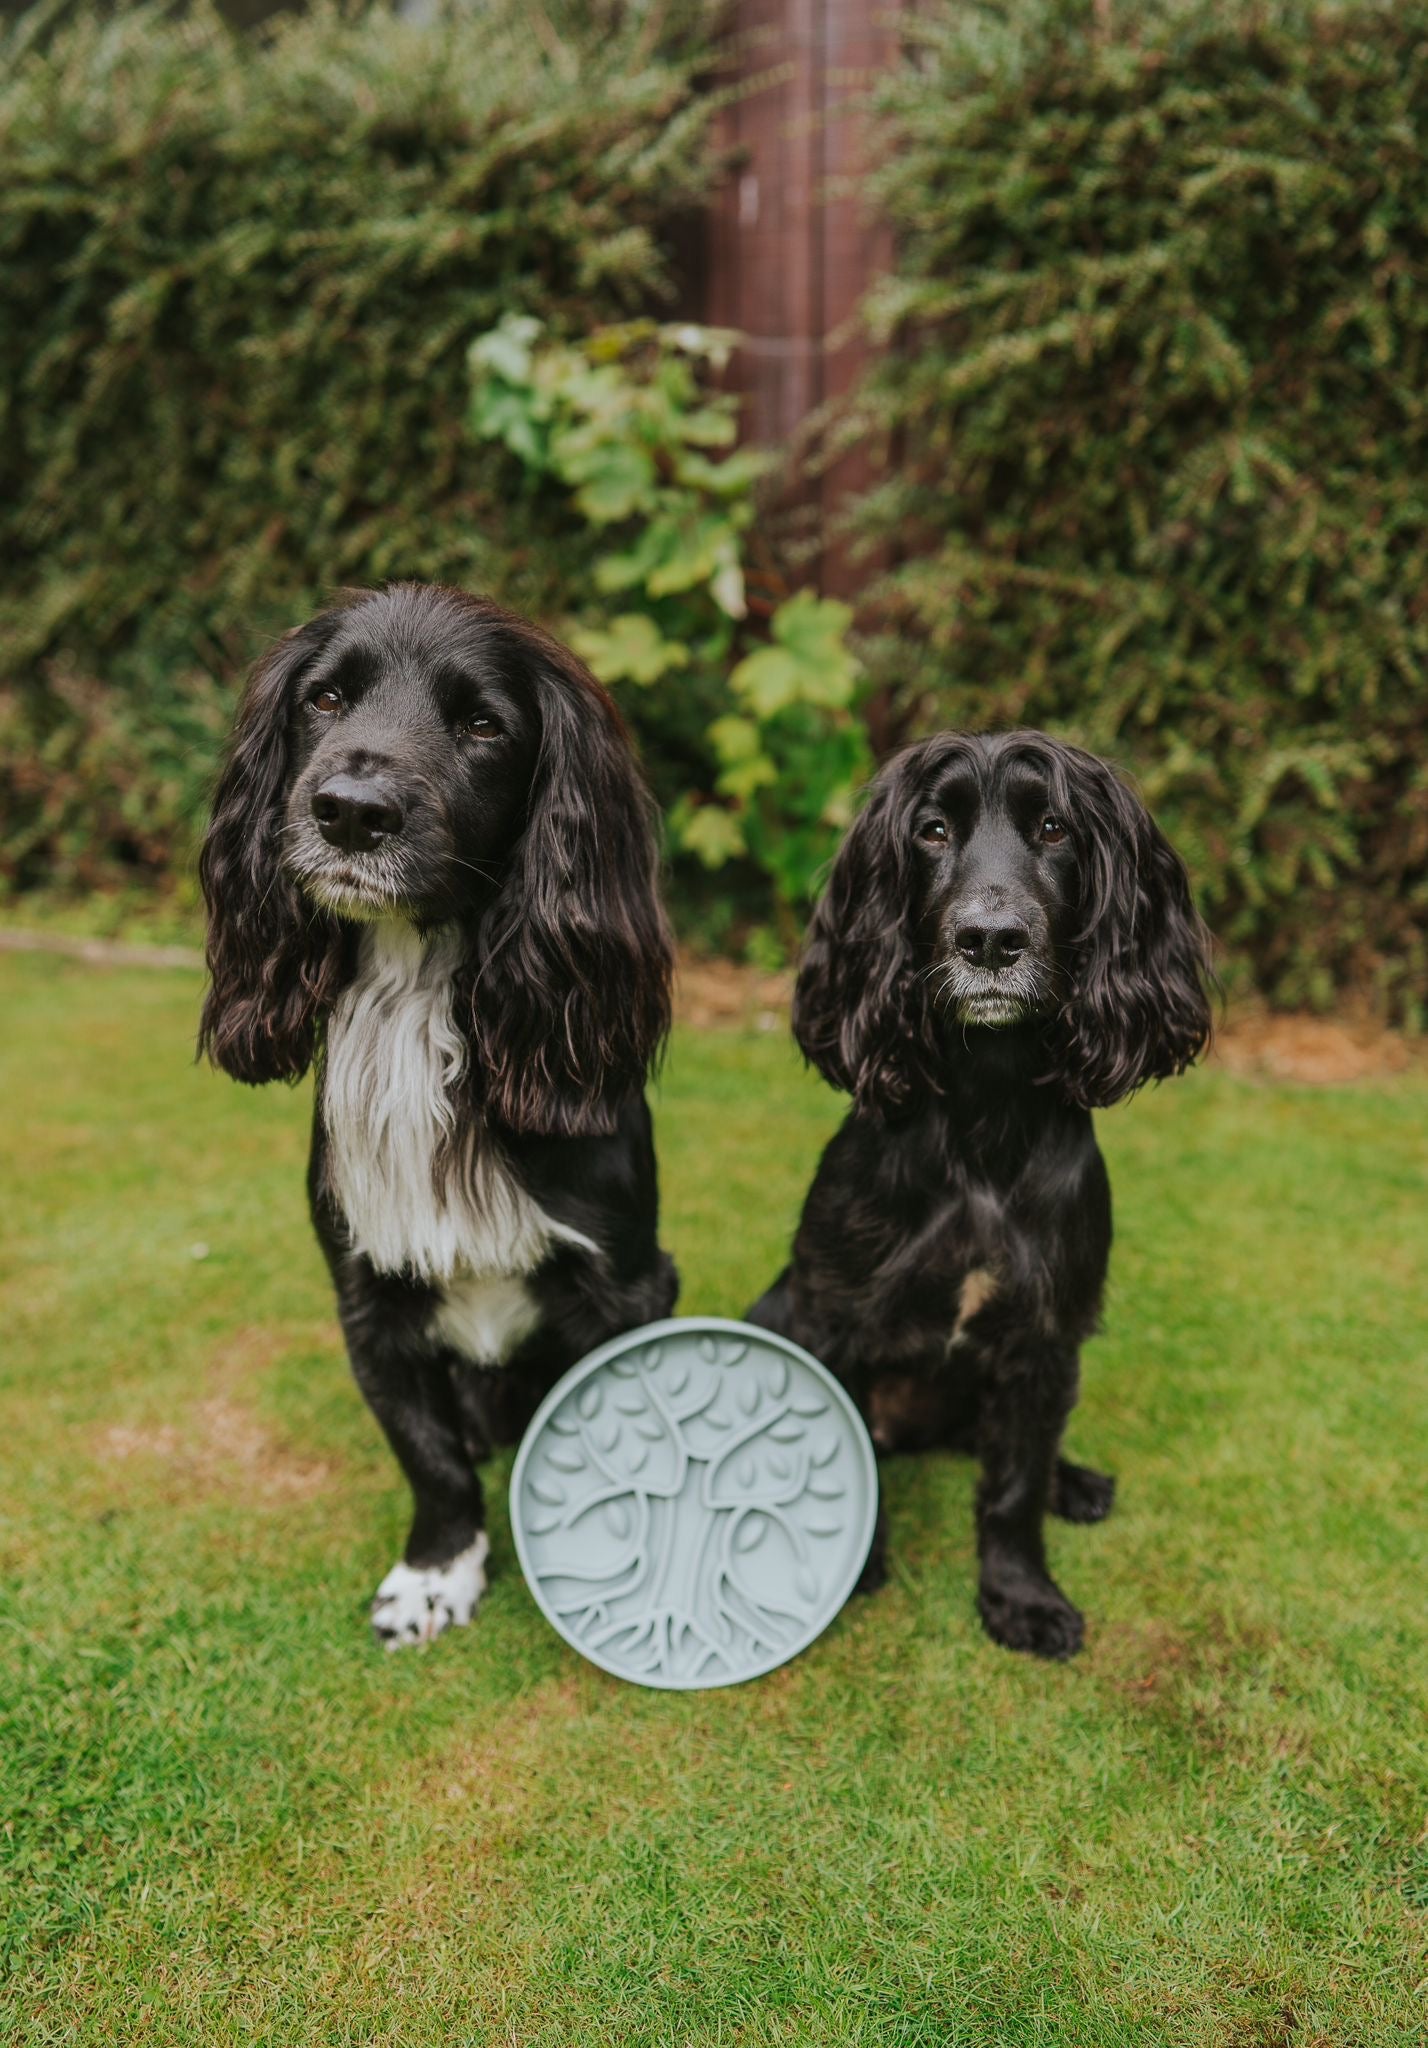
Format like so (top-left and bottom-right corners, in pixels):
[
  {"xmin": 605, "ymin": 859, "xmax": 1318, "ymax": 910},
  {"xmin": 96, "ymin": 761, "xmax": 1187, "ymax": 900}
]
[{"xmin": 370, "ymin": 1534, "xmax": 489, "ymax": 1650}]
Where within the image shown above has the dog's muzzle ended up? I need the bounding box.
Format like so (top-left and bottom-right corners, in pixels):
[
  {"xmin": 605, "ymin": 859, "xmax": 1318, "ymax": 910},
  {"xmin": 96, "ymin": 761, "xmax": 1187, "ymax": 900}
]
[{"xmin": 939, "ymin": 903, "xmax": 1052, "ymax": 1027}]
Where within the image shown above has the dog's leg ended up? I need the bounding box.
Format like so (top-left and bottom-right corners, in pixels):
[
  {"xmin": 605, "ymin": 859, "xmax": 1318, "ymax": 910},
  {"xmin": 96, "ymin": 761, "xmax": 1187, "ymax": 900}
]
[
  {"xmin": 852, "ymin": 1501, "xmax": 889, "ymax": 1594},
  {"xmin": 1050, "ymin": 1457, "xmax": 1116, "ymax": 1524},
  {"xmin": 744, "ymin": 1266, "xmax": 794, "ymax": 1335},
  {"xmin": 346, "ymin": 1329, "xmax": 489, "ymax": 1651},
  {"xmin": 974, "ymin": 1344, "xmax": 1084, "ymax": 1661}
]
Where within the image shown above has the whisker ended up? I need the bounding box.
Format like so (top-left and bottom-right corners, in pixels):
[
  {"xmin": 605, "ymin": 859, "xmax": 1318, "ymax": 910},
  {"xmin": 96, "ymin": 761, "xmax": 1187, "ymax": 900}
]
[{"xmin": 444, "ymin": 854, "xmax": 506, "ymax": 886}]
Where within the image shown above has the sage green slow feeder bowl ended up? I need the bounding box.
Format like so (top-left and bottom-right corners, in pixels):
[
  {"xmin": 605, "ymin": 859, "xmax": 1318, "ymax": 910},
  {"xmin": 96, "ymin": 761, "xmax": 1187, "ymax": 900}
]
[{"xmin": 510, "ymin": 1317, "xmax": 878, "ymax": 1690}]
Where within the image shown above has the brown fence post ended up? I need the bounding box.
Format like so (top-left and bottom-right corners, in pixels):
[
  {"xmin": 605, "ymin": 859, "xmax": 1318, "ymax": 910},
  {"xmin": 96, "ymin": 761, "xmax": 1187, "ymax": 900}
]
[{"xmin": 702, "ymin": 0, "xmax": 901, "ymax": 598}]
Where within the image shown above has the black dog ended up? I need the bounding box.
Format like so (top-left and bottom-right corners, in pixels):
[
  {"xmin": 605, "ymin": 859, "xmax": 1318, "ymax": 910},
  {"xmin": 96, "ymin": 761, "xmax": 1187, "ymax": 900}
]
[
  {"xmin": 199, "ymin": 583, "xmax": 676, "ymax": 1647},
  {"xmin": 748, "ymin": 732, "xmax": 1213, "ymax": 1660}
]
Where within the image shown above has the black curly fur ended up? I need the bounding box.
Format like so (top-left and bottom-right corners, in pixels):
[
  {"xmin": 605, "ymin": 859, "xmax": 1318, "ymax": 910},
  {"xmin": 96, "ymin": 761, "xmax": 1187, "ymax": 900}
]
[
  {"xmin": 198, "ymin": 584, "xmax": 678, "ymax": 1620},
  {"xmin": 200, "ymin": 589, "xmax": 671, "ymax": 1128},
  {"xmin": 198, "ymin": 615, "xmax": 352, "ymax": 1084},
  {"xmin": 793, "ymin": 731, "xmax": 1211, "ymax": 1118},
  {"xmin": 752, "ymin": 731, "xmax": 1214, "ymax": 1661}
]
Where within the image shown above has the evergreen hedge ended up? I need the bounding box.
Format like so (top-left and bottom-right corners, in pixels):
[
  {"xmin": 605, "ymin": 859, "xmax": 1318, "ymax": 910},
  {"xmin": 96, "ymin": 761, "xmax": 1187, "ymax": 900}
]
[
  {"xmin": 0, "ymin": 1, "xmax": 714, "ymax": 894},
  {"xmin": 854, "ymin": 0, "xmax": 1428, "ymax": 1016}
]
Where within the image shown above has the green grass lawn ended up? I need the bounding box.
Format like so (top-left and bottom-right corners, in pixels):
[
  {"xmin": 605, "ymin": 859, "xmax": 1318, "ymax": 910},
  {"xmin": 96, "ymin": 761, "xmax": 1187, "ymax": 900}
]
[{"xmin": 1, "ymin": 951, "xmax": 1425, "ymax": 2046}]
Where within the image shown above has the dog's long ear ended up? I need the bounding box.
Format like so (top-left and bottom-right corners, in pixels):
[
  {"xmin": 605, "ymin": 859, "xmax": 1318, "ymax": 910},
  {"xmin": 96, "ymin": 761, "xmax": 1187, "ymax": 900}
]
[
  {"xmin": 1049, "ymin": 745, "xmax": 1214, "ymax": 1108},
  {"xmin": 474, "ymin": 629, "xmax": 673, "ymax": 1137},
  {"xmin": 198, "ymin": 614, "xmax": 349, "ymax": 1083},
  {"xmin": 792, "ymin": 746, "xmax": 941, "ymax": 1118}
]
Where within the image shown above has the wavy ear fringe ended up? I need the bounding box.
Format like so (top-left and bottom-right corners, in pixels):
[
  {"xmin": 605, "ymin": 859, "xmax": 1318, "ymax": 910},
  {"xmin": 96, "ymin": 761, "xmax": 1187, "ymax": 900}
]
[
  {"xmin": 471, "ymin": 624, "xmax": 673, "ymax": 1137},
  {"xmin": 1046, "ymin": 745, "xmax": 1215, "ymax": 1109},
  {"xmin": 198, "ymin": 615, "xmax": 349, "ymax": 1083},
  {"xmin": 792, "ymin": 745, "xmax": 944, "ymax": 1119}
]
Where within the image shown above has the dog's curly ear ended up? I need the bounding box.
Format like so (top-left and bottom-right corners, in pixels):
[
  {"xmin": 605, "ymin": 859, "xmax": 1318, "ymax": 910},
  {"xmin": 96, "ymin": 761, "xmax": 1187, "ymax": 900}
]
[
  {"xmin": 793, "ymin": 746, "xmax": 942, "ymax": 1118},
  {"xmin": 1050, "ymin": 745, "xmax": 1214, "ymax": 1108},
  {"xmin": 198, "ymin": 613, "xmax": 349, "ymax": 1083},
  {"xmin": 473, "ymin": 627, "xmax": 673, "ymax": 1137}
]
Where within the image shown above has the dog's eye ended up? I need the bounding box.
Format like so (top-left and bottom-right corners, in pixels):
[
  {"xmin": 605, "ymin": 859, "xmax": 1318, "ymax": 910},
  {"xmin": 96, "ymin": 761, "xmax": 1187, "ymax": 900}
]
[
  {"xmin": 1039, "ymin": 815, "xmax": 1067, "ymax": 846},
  {"xmin": 460, "ymin": 714, "xmax": 501, "ymax": 741},
  {"xmin": 309, "ymin": 688, "xmax": 343, "ymax": 715},
  {"xmin": 917, "ymin": 819, "xmax": 948, "ymax": 845}
]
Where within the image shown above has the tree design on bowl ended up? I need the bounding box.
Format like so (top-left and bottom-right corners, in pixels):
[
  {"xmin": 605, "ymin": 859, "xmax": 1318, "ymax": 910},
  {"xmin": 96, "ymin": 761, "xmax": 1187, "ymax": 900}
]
[{"xmin": 510, "ymin": 1318, "xmax": 879, "ymax": 1689}]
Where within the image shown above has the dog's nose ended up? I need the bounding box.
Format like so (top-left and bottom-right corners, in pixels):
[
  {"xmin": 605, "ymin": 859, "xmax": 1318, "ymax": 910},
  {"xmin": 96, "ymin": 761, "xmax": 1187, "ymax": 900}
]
[
  {"xmin": 955, "ymin": 920, "xmax": 1030, "ymax": 969},
  {"xmin": 311, "ymin": 775, "xmax": 405, "ymax": 854}
]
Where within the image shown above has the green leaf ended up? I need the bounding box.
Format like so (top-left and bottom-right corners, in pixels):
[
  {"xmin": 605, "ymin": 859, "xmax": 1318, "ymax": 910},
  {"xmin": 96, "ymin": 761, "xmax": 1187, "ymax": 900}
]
[
  {"xmin": 593, "ymin": 524, "xmax": 667, "ymax": 595},
  {"xmin": 645, "ymin": 511, "xmax": 743, "ymax": 599},
  {"xmin": 716, "ymin": 753, "xmax": 779, "ymax": 800},
  {"xmin": 678, "ymin": 406, "xmax": 739, "ymax": 449},
  {"xmin": 568, "ymin": 614, "xmax": 689, "ymax": 686},
  {"xmin": 710, "ymin": 552, "xmax": 747, "ymax": 620},
  {"xmin": 673, "ymin": 447, "xmax": 772, "ymax": 498},
  {"xmin": 707, "ymin": 714, "xmax": 762, "ymax": 764},
  {"xmin": 674, "ymin": 803, "xmax": 746, "ymax": 868},
  {"xmin": 468, "ymin": 314, "xmax": 544, "ymax": 386},
  {"xmin": 467, "ymin": 385, "xmax": 547, "ymax": 466},
  {"xmin": 565, "ymin": 442, "xmax": 659, "ymax": 524},
  {"xmin": 662, "ymin": 322, "xmax": 740, "ymax": 371},
  {"xmin": 729, "ymin": 591, "xmax": 861, "ymax": 714},
  {"xmin": 727, "ymin": 646, "xmax": 805, "ymax": 719}
]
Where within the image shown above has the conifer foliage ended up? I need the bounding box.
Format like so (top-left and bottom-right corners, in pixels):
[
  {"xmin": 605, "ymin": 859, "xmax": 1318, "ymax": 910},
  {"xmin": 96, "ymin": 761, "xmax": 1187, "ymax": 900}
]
[
  {"xmin": 0, "ymin": 1, "xmax": 714, "ymax": 892},
  {"xmin": 855, "ymin": 0, "xmax": 1428, "ymax": 1015}
]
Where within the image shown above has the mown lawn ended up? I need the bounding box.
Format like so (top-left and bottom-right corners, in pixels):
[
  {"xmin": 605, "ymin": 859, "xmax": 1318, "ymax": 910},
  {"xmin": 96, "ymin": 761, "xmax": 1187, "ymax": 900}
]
[{"xmin": 1, "ymin": 951, "xmax": 1425, "ymax": 2046}]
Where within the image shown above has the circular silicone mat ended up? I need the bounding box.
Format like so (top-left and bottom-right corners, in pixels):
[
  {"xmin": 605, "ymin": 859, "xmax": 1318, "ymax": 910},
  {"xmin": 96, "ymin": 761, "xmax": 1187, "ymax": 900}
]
[{"xmin": 510, "ymin": 1318, "xmax": 878, "ymax": 1690}]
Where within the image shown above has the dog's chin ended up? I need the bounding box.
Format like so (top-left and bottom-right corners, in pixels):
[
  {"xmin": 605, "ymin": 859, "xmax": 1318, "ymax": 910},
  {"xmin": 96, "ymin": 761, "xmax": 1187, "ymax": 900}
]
[
  {"xmin": 944, "ymin": 970, "xmax": 1051, "ymax": 1032},
  {"xmin": 955, "ymin": 993, "xmax": 1032, "ymax": 1029},
  {"xmin": 291, "ymin": 864, "xmax": 412, "ymax": 925}
]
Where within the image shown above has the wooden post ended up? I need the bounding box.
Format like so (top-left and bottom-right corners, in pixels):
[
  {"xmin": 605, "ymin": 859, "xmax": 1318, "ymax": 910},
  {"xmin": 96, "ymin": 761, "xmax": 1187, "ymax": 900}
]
[{"xmin": 702, "ymin": 0, "xmax": 900, "ymax": 598}]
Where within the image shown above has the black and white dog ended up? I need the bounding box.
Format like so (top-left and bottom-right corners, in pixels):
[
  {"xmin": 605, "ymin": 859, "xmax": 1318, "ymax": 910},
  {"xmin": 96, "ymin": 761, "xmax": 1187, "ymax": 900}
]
[
  {"xmin": 749, "ymin": 732, "xmax": 1214, "ymax": 1661},
  {"xmin": 199, "ymin": 583, "xmax": 677, "ymax": 1647}
]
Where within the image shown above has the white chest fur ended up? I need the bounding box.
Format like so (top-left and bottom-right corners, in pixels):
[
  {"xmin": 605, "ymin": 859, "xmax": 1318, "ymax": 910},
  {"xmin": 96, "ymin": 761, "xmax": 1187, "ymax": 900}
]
[{"xmin": 322, "ymin": 923, "xmax": 595, "ymax": 1361}]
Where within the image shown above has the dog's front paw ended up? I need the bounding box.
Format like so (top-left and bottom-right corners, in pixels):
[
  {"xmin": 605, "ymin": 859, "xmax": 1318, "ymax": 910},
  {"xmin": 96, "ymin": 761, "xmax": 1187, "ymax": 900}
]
[
  {"xmin": 978, "ymin": 1576, "xmax": 1084, "ymax": 1661},
  {"xmin": 371, "ymin": 1534, "xmax": 489, "ymax": 1650},
  {"xmin": 1051, "ymin": 1459, "xmax": 1117, "ymax": 1525}
]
